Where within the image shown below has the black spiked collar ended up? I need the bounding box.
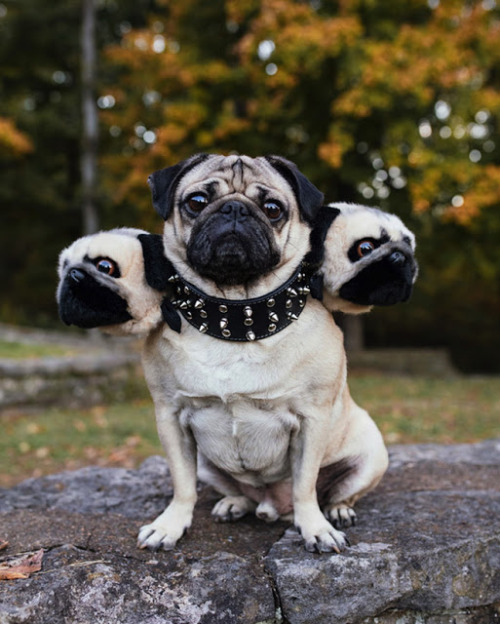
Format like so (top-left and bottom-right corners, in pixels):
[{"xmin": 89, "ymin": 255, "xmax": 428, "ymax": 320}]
[
  {"xmin": 166, "ymin": 261, "xmax": 319, "ymax": 341},
  {"xmin": 138, "ymin": 231, "xmax": 329, "ymax": 343}
]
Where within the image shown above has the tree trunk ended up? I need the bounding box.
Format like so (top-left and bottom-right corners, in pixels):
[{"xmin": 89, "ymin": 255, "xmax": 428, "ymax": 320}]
[{"xmin": 81, "ymin": 0, "xmax": 98, "ymax": 235}]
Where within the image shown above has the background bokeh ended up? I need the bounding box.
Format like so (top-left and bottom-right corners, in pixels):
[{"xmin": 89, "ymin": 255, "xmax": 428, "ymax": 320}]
[{"xmin": 1, "ymin": 0, "xmax": 499, "ymax": 372}]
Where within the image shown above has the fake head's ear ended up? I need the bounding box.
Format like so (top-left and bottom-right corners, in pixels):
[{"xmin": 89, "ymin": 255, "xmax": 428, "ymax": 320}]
[
  {"xmin": 265, "ymin": 155, "xmax": 324, "ymax": 224},
  {"xmin": 138, "ymin": 233, "xmax": 174, "ymax": 291},
  {"xmin": 148, "ymin": 153, "xmax": 210, "ymax": 220}
]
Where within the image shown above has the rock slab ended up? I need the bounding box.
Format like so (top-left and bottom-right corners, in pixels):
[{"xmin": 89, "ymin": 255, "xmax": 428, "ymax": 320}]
[{"xmin": 1, "ymin": 441, "xmax": 500, "ymax": 624}]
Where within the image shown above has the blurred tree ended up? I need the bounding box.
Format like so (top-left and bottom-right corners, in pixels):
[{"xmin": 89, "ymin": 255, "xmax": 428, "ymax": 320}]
[
  {"xmin": 99, "ymin": 0, "xmax": 500, "ymax": 370},
  {"xmin": 81, "ymin": 0, "xmax": 99, "ymax": 235},
  {"xmin": 1, "ymin": 0, "xmax": 499, "ymax": 371},
  {"xmin": 0, "ymin": 0, "xmax": 158, "ymax": 323}
]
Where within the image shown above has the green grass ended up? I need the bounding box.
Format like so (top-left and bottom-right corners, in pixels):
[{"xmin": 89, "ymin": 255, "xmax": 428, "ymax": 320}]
[
  {"xmin": 0, "ymin": 400, "xmax": 162, "ymax": 487},
  {"xmin": 349, "ymin": 374, "xmax": 500, "ymax": 445},
  {"xmin": 1, "ymin": 374, "xmax": 499, "ymax": 487},
  {"xmin": 0, "ymin": 340, "xmax": 77, "ymax": 359}
]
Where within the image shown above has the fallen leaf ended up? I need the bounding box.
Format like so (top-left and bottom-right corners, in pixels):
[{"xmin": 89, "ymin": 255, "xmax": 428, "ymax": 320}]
[
  {"xmin": 0, "ymin": 541, "xmax": 8, "ymax": 551},
  {"xmin": 0, "ymin": 569, "xmax": 28, "ymax": 580},
  {"xmin": 0, "ymin": 549, "xmax": 43, "ymax": 581}
]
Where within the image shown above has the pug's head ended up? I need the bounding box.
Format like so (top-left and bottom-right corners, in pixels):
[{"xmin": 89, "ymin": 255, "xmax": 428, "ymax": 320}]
[
  {"xmin": 318, "ymin": 203, "xmax": 418, "ymax": 314},
  {"xmin": 147, "ymin": 153, "xmax": 324, "ymax": 294},
  {"xmin": 57, "ymin": 228, "xmax": 165, "ymax": 335}
]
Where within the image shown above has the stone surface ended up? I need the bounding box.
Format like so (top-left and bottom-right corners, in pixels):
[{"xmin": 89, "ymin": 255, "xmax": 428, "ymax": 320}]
[
  {"xmin": 1, "ymin": 442, "xmax": 500, "ymax": 624},
  {"xmin": 0, "ymin": 457, "xmax": 281, "ymax": 624},
  {"xmin": 267, "ymin": 440, "xmax": 500, "ymax": 624},
  {"xmin": 0, "ymin": 324, "xmax": 144, "ymax": 409},
  {"xmin": 0, "ymin": 353, "xmax": 144, "ymax": 410},
  {"xmin": 346, "ymin": 347, "xmax": 456, "ymax": 377}
]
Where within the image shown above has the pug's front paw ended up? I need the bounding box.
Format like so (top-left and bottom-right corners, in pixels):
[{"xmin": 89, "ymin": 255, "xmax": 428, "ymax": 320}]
[
  {"xmin": 295, "ymin": 507, "xmax": 349, "ymax": 554},
  {"xmin": 137, "ymin": 503, "xmax": 193, "ymax": 551}
]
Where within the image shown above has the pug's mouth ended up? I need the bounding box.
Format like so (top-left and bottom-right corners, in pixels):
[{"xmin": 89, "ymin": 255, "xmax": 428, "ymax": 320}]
[{"xmin": 186, "ymin": 219, "xmax": 280, "ymax": 286}]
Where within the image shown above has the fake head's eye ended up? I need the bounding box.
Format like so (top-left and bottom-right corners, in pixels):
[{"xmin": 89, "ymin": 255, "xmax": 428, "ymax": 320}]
[
  {"xmin": 263, "ymin": 200, "xmax": 283, "ymax": 221},
  {"xmin": 357, "ymin": 240, "xmax": 376, "ymax": 258},
  {"xmin": 93, "ymin": 257, "xmax": 118, "ymax": 276},
  {"xmin": 187, "ymin": 193, "xmax": 209, "ymax": 214}
]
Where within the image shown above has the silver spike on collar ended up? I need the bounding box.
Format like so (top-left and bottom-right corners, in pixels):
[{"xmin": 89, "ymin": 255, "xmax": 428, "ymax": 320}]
[{"xmin": 167, "ymin": 263, "xmax": 313, "ymax": 342}]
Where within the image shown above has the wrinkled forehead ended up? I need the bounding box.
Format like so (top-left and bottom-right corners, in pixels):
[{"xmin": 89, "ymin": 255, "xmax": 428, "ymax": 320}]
[
  {"xmin": 340, "ymin": 206, "xmax": 415, "ymax": 249},
  {"xmin": 178, "ymin": 155, "xmax": 292, "ymax": 197}
]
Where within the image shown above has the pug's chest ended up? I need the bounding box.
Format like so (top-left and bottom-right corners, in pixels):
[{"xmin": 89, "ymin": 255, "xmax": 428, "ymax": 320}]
[
  {"xmin": 181, "ymin": 398, "xmax": 300, "ymax": 484},
  {"xmin": 166, "ymin": 327, "xmax": 306, "ymax": 399}
]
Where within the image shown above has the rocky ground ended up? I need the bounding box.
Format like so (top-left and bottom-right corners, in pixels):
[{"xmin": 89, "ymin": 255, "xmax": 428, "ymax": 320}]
[{"xmin": 1, "ymin": 440, "xmax": 499, "ymax": 624}]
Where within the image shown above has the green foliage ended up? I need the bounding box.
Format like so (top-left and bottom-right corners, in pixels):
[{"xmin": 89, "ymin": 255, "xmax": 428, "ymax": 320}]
[
  {"xmin": 0, "ymin": 0, "xmax": 159, "ymax": 323},
  {"xmin": 1, "ymin": 0, "xmax": 499, "ymax": 370},
  {"xmin": 0, "ymin": 339, "xmax": 73, "ymax": 359}
]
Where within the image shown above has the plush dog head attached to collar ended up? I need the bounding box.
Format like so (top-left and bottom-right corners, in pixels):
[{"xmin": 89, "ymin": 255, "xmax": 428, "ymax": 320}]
[
  {"xmin": 56, "ymin": 228, "xmax": 165, "ymax": 335},
  {"xmin": 316, "ymin": 203, "xmax": 418, "ymax": 314}
]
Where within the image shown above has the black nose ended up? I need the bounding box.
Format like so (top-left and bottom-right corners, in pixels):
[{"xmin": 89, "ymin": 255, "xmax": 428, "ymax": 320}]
[
  {"xmin": 389, "ymin": 251, "xmax": 407, "ymax": 266},
  {"xmin": 69, "ymin": 268, "xmax": 86, "ymax": 283},
  {"xmin": 220, "ymin": 200, "xmax": 250, "ymax": 221}
]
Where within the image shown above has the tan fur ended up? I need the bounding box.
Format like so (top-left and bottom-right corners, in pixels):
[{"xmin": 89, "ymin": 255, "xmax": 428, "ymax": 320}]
[
  {"xmin": 56, "ymin": 170, "xmax": 396, "ymax": 553},
  {"xmin": 162, "ymin": 154, "xmax": 312, "ymax": 299},
  {"xmin": 136, "ymin": 157, "xmax": 389, "ymax": 554}
]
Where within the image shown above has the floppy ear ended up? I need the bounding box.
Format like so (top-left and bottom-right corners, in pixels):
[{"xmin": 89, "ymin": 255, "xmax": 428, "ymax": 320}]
[
  {"xmin": 148, "ymin": 153, "xmax": 210, "ymax": 220},
  {"xmin": 138, "ymin": 233, "xmax": 174, "ymax": 290},
  {"xmin": 137, "ymin": 233, "xmax": 182, "ymax": 333},
  {"xmin": 306, "ymin": 205, "xmax": 341, "ymax": 267},
  {"xmin": 265, "ymin": 155, "xmax": 324, "ymax": 224},
  {"xmin": 303, "ymin": 205, "xmax": 341, "ymax": 300}
]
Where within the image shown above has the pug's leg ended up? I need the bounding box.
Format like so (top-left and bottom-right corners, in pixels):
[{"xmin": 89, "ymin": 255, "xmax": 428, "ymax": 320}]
[
  {"xmin": 291, "ymin": 416, "xmax": 349, "ymax": 554},
  {"xmin": 320, "ymin": 409, "xmax": 389, "ymax": 529},
  {"xmin": 316, "ymin": 458, "xmax": 359, "ymax": 529},
  {"xmin": 137, "ymin": 402, "xmax": 198, "ymax": 551},
  {"xmin": 197, "ymin": 453, "xmax": 257, "ymax": 522}
]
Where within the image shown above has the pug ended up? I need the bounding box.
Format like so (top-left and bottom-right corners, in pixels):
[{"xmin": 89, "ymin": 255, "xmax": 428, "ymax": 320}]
[
  {"xmin": 311, "ymin": 202, "xmax": 418, "ymax": 315},
  {"xmin": 56, "ymin": 228, "xmax": 166, "ymax": 336},
  {"xmin": 130, "ymin": 153, "xmax": 389, "ymax": 554}
]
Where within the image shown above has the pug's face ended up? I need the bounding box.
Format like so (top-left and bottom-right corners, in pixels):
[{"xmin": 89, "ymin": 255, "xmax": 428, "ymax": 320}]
[
  {"xmin": 148, "ymin": 154, "xmax": 324, "ymax": 291},
  {"xmin": 320, "ymin": 203, "xmax": 418, "ymax": 314},
  {"xmin": 56, "ymin": 228, "xmax": 164, "ymax": 335}
]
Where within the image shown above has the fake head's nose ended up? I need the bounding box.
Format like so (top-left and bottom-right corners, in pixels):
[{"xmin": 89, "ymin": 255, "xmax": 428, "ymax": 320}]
[
  {"xmin": 69, "ymin": 268, "xmax": 86, "ymax": 283},
  {"xmin": 389, "ymin": 251, "xmax": 407, "ymax": 266}
]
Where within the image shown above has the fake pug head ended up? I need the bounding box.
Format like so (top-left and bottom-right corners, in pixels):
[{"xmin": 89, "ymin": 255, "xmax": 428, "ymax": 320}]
[
  {"xmin": 316, "ymin": 203, "xmax": 418, "ymax": 314},
  {"xmin": 147, "ymin": 153, "xmax": 324, "ymax": 293},
  {"xmin": 56, "ymin": 228, "xmax": 166, "ymax": 335}
]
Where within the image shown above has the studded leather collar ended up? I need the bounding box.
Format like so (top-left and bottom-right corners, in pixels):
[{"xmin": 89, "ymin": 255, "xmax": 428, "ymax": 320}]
[
  {"xmin": 137, "ymin": 232, "xmax": 324, "ymax": 342},
  {"xmin": 165, "ymin": 262, "xmax": 317, "ymax": 342}
]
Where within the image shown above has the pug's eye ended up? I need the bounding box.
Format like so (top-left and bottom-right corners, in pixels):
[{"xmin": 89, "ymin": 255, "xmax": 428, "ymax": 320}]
[
  {"xmin": 187, "ymin": 193, "xmax": 209, "ymax": 213},
  {"xmin": 357, "ymin": 240, "xmax": 376, "ymax": 258},
  {"xmin": 94, "ymin": 258, "xmax": 118, "ymax": 276},
  {"xmin": 263, "ymin": 200, "xmax": 283, "ymax": 221}
]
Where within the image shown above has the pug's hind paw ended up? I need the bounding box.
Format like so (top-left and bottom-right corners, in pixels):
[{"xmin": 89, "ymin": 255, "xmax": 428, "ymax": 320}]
[
  {"xmin": 324, "ymin": 504, "xmax": 357, "ymax": 529},
  {"xmin": 211, "ymin": 495, "xmax": 256, "ymax": 522}
]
